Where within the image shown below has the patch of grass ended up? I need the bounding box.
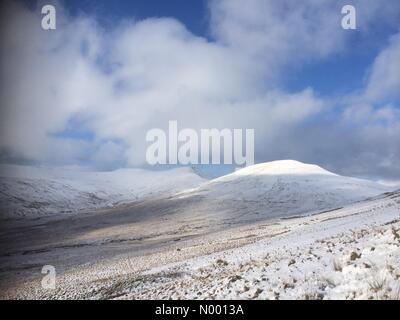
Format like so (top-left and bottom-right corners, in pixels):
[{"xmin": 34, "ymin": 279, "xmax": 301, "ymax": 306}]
[
  {"xmin": 216, "ymin": 259, "xmax": 229, "ymax": 266},
  {"xmin": 304, "ymin": 291, "xmax": 324, "ymax": 300},
  {"xmin": 229, "ymin": 275, "xmax": 242, "ymax": 283},
  {"xmin": 391, "ymin": 227, "xmax": 400, "ymax": 241},
  {"xmin": 283, "ymin": 281, "xmax": 295, "ymax": 290},
  {"xmin": 253, "ymin": 288, "xmax": 263, "ymax": 298},
  {"xmin": 368, "ymin": 276, "xmax": 386, "ymax": 293},
  {"xmin": 323, "ymin": 277, "xmax": 336, "ymax": 288},
  {"xmin": 350, "ymin": 251, "xmax": 361, "ymax": 261},
  {"xmin": 390, "ymin": 286, "xmax": 400, "ymax": 300},
  {"xmin": 288, "ymin": 259, "xmax": 296, "ymax": 266},
  {"xmin": 333, "ymin": 259, "xmax": 343, "ymax": 272}
]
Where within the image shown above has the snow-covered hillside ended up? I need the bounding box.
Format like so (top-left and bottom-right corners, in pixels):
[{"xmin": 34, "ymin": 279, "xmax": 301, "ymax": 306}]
[
  {"xmin": 120, "ymin": 190, "xmax": 400, "ymax": 300},
  {"xmin": 0, "ymin": 161, "xmax": 397, "ymax": 300},
  {"xmin": 3, "ymin": 188, "xmax": 398, "ymax": 300},
  {"xmin": 0, "ymin": 165, "xmax": 206, "ymax": 219},
  {"xmin": 176, "ymin": 160, "xmax": 391, "ymax": 220},
  {"xmin": 0, "ymin": 160, "xmax": 392, "ymax": 221}
]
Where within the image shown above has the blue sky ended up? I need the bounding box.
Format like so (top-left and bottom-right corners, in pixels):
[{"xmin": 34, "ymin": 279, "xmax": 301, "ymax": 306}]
[
  {"xmin": 1, "ymin": 0, "xmax": 400, "ymax": 179},
  {"xmin": 67, "ymin": 0, "xmax": 209, "ymax": 36}
]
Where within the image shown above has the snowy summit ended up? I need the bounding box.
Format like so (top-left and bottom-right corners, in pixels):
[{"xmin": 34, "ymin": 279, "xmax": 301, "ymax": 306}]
[{"xmin": 234, "ymin": 160, "xmax": 337, "ymax": 176}]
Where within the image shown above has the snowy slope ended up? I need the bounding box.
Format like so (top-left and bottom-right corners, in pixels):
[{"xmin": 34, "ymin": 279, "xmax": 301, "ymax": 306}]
[
  {"xmin": 5, "ymin": 188, "xmax": 397, "ymax": 300},
  {"xmin": 0, "ymin": 165, "xmax": 398, "ymax": 299},
  {"xmin": 0, "ymin": 160, "xmax": 392, "ymax": 221},
  {"xmin": 121, "ymin": 190, "xmax": 400, "ymax": 300},
  {"xmin": 175, "ymin": 160, "xmax": 391, "ymax": 220},
  {"xmin": 0, "ymin": 165, "xmax": 206, "ymax": 219}
]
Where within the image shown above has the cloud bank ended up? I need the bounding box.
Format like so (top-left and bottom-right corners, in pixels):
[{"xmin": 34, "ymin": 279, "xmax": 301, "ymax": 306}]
[{"xmin": 0, "ymin": 0, "xmax": 399, "ymax": 179}]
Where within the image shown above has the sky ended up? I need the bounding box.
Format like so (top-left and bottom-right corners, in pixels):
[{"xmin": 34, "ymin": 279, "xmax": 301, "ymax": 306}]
[{"xmin": 0, "ymin": 0, "xmax": 399, "ymax": 180}]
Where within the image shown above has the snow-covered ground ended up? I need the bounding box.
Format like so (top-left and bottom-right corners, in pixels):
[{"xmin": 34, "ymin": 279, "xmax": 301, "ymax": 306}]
[
  {"xmin": 106, "ymin": 190, "xmax": 400, "ymax": 300},
  {"xmin": 0, "ymin": 165, "xmax": 206, "ymax": 219},
  {"xmin": 1, "ymin": 189, "xmax": 398, "ymax": 300},
  {"xmin": 0, "ymin": 160, "xmax": 398, "ymax": 300}
]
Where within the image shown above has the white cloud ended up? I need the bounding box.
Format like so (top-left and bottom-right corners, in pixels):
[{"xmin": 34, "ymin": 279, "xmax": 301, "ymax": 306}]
[
  {"xmin": 365, "ymin": 33, "xmax": 400, "ymax": 102},
  {"xmin": 209, "ymin": 0, "xmax": 400, "ymax": 76},
  {"xmin": 0, "ymin": 1, "xmax": 324, "ymax": 166},
  {"xmin": 210, "ymin": 0, "xmax": 344, "ymax": 62},
  {"xmin": 0, "ymin": 0, "xmax": 399, "ymax": 178}
]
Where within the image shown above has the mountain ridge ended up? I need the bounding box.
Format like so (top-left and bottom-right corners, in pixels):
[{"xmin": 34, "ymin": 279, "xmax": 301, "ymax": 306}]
[{"xmin": 0, "ymin": 160, "xmax": 394, "ymax": 220}]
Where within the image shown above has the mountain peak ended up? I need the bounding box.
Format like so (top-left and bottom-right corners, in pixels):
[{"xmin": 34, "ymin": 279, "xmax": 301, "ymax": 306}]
[{"xmin": 234, "ymin": 160, "xmax": 336, "ymax": 176}]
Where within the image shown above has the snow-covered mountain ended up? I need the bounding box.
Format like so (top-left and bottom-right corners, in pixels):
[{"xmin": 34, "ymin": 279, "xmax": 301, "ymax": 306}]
[
  {"xmin": 175, "ymin": 160, "xmax": 392, "ymax": 221},
  {"xmin": 0, "ymin": 165, "xmax": 206, "ymax": 219},
  {"xmin": 0, "ymin": 160, "xmax": 392, "ymax": 221}
]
